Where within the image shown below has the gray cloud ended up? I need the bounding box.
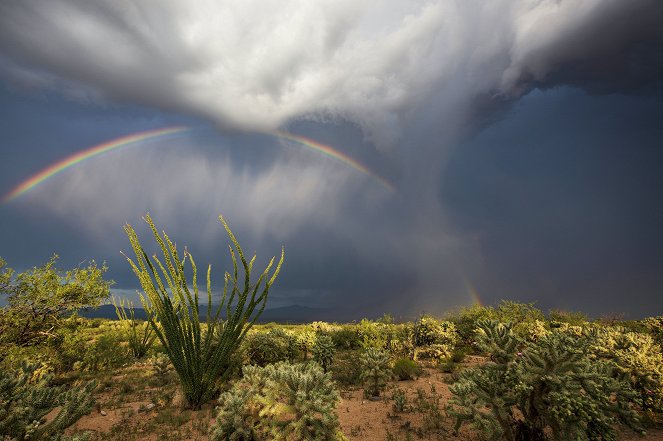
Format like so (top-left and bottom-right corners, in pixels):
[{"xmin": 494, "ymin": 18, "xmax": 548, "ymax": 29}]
[
  {"xmin": 2, "ymin": 0, "xmax": 660, "ymax": 146},
  {"xmin": 1, "ymin": 0, "xmax": 662, "ymax": 318}
]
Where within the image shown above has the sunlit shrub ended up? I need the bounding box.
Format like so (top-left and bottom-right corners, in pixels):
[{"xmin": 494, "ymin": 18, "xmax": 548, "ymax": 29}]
[
  {"xmin": 328, "ymin": 325, "xmax": 361, "ymax": 350},
  {"xmin": 244, "ymin": 328, "xmax": 297, "ymax": 366},
  {"xmin": 413, "ymin": 315, "xmax": 458, "ymax": 347},
  {"xmin": 357, "ymin": 319, "xmax": 391, "ymax": 349},
  {"xmin": 392, "ymin": 358, "xmax": 421, "ymax": 380}
]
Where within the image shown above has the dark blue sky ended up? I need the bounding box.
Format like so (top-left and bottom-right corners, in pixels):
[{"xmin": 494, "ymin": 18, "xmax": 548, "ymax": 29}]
[{"xmin": 1, "ymin": 1, "xmax": 662, "ymax": 319}]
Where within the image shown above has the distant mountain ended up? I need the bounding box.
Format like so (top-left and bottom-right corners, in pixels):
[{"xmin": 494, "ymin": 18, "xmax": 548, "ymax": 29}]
[{"xmin": 79, "ymin": 304, "xmax": 332, "ymax": 324}]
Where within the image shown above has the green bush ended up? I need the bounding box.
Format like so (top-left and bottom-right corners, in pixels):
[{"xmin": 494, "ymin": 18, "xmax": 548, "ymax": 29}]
[
  {"xmin": 357, "ymin": 319, "xmax": 391, "ymax": 349},
  {"xmin": 642, "ymin": 316, "xmax": 663, "ymax": 348},
  {"xmin": 330, "ymin": 350, "xmax": 363, "ymax": 387},
  {"xmin": 124, "ymin": 214, "xmax": 284, "ymax": 408},
  {"xmin": 210, "ymin": 362, "xmax": 345, "ymax": 441},
  {"xmin": 329, "ymin": 325, "xmax": 361, "ymax": 350},
  {"xmin": 412, "ymin": 315, "xmax": 458, "ymax": 347},
  {"xmin": 0, "ymin": 255, "xmax": 111, "ymax": 348},
  {"xmin": 448, "ymin": 320, "xmax": 643, "ymax": 441},
  {"xmin": 113, "ymin": 297, "xmax": 155, "ymax": 359},
  {"xmin": 0, "ymin": 362, "xmax": 96, "ymax": 440},
  {"xmin": 392, "ymin": 358, "xmax": 421, "ymax": 381},
  {"xmin": 244, "ymin": 328, "xmax": 296, "ymax": 366}
]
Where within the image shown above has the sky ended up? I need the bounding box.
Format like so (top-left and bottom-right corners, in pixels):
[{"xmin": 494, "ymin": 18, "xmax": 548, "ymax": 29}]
[{"xmin": 0, "ymin": 0, "xmax": 662, "ymax": 320}]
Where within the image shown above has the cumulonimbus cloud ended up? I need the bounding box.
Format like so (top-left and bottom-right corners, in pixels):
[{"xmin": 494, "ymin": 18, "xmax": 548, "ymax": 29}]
[{"xmin": 1, "ymin": 0, "xmax": 660, "ymax": 147}]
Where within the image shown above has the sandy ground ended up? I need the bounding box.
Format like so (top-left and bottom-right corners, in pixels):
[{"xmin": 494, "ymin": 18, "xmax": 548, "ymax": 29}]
[{"xmin": 67, "ymin": 357, "xmax": 663, "ymax": 441}]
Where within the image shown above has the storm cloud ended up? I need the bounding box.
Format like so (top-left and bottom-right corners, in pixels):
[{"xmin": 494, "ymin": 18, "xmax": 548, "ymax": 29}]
[{"xmin": 1, "ymin": 0, "xmax": 662, "ymax": 318}]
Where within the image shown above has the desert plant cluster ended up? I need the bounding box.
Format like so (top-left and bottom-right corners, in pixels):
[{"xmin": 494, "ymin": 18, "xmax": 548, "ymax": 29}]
[{"xmin": 1, "ymin": 217, "xmax": 663, "ymax": 440}]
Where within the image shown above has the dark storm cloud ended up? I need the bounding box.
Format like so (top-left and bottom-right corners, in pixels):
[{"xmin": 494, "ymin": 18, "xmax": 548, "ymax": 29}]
[
  {"xmin": 500, "ymin": 0, "xmax": 663, "ymax": 94},
  {"xmin": 442, "ymin": 88, "xmax": 663, "ymax": 317},
  {"xmin": 1, "ymin": 0, "xmax": 663, "ymax": 319}
]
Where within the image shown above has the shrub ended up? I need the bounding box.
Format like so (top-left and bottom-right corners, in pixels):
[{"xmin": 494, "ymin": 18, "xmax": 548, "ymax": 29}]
[
  {"xmin": 357, "ymin": 319, "xmax": 389, "ymax": 349},
  {"xmin": 415, "ymin": 344, "xmax": 453, "ymax": 363},
  {"xmin": 330, "ymin": 350, "xmax": 363, "ymax": 386},
  {"xmin": 642, "ymin": 316, "xmax": 663, "ymax": 348},
  {"xmin": 412, "ymin": 315, "xmax": 457, "ymax": 347},
  {"xmin": 210, "ymin": 362, "xmax": 345, "ymax": 441},
  {"xmin": 448, "ymin": 320, "xmax": 643, "ymax": 441},
  {"xmin": 312, "ymin": 334, "xmax": 335, "ymax": 373},
  {"xmin": 244, "ymin": 328, "xmax": 296, "ymax": 366},
  {"xmin": 329, "ymin": 325, "xmax": 361, "ymax": 350},
  {"xmin": 113, "ymin": 297, "xmax": 155, "ymax": 358},
  {"xmin": 450, "ymin": 304, "xmax": 498, "ymax": 346},
  {"xmin": 392, "ymin": 358, "xmax": 421, "ymax": 381},
  {"xmin": 124, "ymin": 214, "xmax": 284, "ymax": 408},
  {"xmin": 360, "ymin": 347, "xmax": 392, "ymax": 397},
  {"xmin": 548, "ymin": 309, "xmax": 589, "ymax": 326},
  {"xmin": 392, "ymin": 388, "xmax": 408, "ymax": 412},
  {"xmin": 78, "ymin": 331, "xmax": 129, "ymax": 372},
  {"xmin": 0, "ymin": 255, "xmax": 112, "ymax": 347},
  {"xmin": 0, "ymin": 362, "xmax": 96, "ymax": 440}
]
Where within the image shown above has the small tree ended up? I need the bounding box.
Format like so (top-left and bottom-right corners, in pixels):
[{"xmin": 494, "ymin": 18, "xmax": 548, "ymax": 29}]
[
  {"xmin": 0, "ymin": 255, "xmax": 112, "ymax": 347},
  {"xmin": 123, "ymin": 214, "xmax": 284, "ymax": 408}
]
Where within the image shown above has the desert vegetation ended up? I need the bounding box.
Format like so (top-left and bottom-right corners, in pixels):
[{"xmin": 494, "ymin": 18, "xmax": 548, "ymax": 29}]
[{"xmin": 1, "ymin": 219, "xmax": 663, "ymax": 440}]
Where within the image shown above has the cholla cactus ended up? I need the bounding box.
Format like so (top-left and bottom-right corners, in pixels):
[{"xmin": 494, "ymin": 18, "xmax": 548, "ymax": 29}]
[
  {"xmin": 513, "ymin": 319, "xmax": 550, "ymax": 342},
  {"xmin": 295, "ymin": 330, "xmax": 316, "ymax": 361},
  {"xmin": 210, "ymin": 362, "xmax": 345, "ymax": 441},
  {"xmin": 0, "ymin": 362, "xmax": 96, "ymax": 440},
  {"xmin": 593, "ymin": 327, "xmax": 663, "ymax": 416},
  {"xmin": 312, "ymin": 334, "xmax": 335, "ymax": 373},
  {"xmin": 448, "ymin": 321, "xmax": 643, "ymax": 441},
  {"xmin": 359, "ymin": 347, "xmax": 392, "ymax": 397}
]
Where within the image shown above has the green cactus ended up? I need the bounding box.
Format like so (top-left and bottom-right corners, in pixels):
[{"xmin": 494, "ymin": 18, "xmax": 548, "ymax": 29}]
[
  {"xmin": 447, "ymin": 321, "xmax": 643, "ymax": 441},
  {"xmin": 210, "ymin": 362, "xmax": 346, "ymax": 441},
  {"xmin": 112, "ymin": 297, "xmax": 155, "ymax": 358},
  {"xmin": 359, "ymin": 347, "xmax": 393, "ymax": 398},
  {"xmin": 0, "ymin": 362, "xmax": 96, "ymax": 441},
  {"xmin": 312, "ymin": 334, "xmax": 335, "ymax": 373},
  {"xmin": 123, "ymin": 214, "xmax": 284, "ymax": 408}
]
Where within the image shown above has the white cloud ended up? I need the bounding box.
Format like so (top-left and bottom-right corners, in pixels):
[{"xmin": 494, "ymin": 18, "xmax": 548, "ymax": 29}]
[{"xmin": 2, "ymin": 0, "xmax": 654, "ymax": 147}]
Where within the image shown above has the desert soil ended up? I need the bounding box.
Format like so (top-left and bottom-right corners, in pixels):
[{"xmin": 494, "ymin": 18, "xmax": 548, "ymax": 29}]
[{"xmin": 67, "ymin": 357, "xmax": 663, "ymax": 440}]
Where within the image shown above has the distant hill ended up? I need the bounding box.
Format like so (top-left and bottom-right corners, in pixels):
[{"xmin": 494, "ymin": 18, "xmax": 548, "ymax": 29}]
[{"xmin": 79, "ymin": 304, "xmax": 332, "ymax": 324}]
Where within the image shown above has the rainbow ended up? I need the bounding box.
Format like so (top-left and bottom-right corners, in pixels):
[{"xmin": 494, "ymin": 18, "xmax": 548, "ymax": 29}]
[
  {"xmin": 2, "ymin": 126, "xmax": 394, "ymax": 204},
  {"xmin": 461, "ymin": 275, "xmax": 483, "ymax": 306},
  {"xmin": 273, "ymin": 131, "xmax": 395, "ymax": 191},
  {"xmin": 2, "ymin": 126, "xmax": 191, "ymax": 203}
]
